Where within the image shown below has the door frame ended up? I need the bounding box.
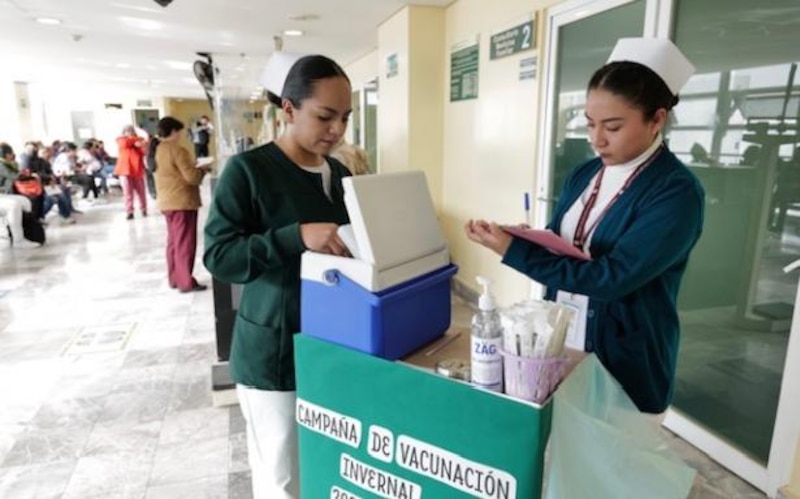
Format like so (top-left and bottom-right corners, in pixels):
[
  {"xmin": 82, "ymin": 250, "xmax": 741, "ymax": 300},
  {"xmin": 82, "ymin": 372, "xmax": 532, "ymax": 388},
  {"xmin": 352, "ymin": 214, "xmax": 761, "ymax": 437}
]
[
  {"xmin": 533, "ymin": 0, "xmax": 652, "ymax": 299},
  {"xmin": 535, "ymin": 0, "xmax": 646, "ymax": 230},
  {"xmin": 652, "ymin": 1, "xmax": 800, "ymax": 495},
  {"xmin": 538, "ymin": 0, "xmax": 800, "ymax": 496}
]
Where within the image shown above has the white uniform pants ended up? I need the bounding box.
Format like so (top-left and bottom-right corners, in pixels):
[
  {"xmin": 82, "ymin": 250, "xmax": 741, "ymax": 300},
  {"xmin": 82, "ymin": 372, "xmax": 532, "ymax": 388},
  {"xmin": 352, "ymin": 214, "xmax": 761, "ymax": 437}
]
[
  {"xmin": 236, "ymin": 385, "xmax": 299, "ymax": 499},
  {"xmin": 0, "ymin": 194, "xmax": 31, "ymax": 243}
]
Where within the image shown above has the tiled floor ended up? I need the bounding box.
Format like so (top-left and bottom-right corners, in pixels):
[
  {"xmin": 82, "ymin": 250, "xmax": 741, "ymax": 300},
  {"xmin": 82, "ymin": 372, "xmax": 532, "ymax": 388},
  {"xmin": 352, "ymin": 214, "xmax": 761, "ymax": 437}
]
[
  {"xmin": 0, "ymin": 195, "xmax": 252, "ymax": 499},
  {"xmin": 0, "ymin": 191, "xmax": 767, "ymax": 498}
]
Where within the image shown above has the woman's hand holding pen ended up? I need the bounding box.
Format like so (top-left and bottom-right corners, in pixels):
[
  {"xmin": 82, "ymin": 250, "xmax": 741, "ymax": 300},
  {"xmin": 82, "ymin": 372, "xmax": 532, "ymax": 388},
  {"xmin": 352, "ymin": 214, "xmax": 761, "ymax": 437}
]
[
  {"xmin": 464, "ymin": 220, "xmax": 513, "ymax": 256},
  {"xmin": 300, "ymin": 223, "xmax": 351, "ymax": 257}
]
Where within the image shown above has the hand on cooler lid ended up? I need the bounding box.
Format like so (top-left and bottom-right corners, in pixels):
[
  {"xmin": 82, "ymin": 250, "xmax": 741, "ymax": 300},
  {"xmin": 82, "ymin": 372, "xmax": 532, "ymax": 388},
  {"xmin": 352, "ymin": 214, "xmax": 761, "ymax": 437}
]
[{"xmin": 300, "ymin": 223, "xmax": 350, "ymax": 257}]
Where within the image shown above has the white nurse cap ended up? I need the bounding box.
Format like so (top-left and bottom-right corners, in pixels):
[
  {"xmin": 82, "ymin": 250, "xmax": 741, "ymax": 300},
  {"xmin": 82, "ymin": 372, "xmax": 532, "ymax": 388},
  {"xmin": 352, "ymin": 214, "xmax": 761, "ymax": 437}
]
[
  {"xmin": 260, "ymin": 51, "xmax": 306, "ymax": 97},
  {"xmin": 607, "ymin": 37, "xmax": 695, "ymax": 95}
]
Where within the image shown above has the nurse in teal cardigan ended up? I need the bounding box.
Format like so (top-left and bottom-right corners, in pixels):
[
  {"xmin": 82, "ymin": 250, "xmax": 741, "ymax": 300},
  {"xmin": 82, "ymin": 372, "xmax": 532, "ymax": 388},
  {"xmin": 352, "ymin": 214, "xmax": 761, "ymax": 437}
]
[{"xmin": 465, "ymin": 38, "xmax": 705, "ymax": 415}]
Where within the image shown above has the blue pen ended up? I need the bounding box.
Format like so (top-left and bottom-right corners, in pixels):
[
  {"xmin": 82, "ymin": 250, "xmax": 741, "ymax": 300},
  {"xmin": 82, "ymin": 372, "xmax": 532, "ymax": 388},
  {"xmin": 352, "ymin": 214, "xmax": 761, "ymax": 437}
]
[{"xmin": 524, "ymin": 192, "xmax": 531, "ymax": 227}]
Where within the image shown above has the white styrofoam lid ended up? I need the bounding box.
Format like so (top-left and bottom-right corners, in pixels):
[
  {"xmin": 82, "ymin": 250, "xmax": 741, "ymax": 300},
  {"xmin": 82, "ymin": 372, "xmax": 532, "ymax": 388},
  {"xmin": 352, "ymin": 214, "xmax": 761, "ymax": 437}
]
[{"xmin": 343, "ymin": 171, "xmax": 447, "ymax": 271}]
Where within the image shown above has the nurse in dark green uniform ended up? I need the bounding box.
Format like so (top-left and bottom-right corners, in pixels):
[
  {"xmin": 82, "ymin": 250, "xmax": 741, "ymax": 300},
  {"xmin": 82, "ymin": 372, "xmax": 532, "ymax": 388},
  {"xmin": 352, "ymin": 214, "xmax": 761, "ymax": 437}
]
[
  {"xmin": 203, "ymin": 53, "xmax": 353, "ymax": 498},
  {"xmin": 465, "ymin": 38, "xmax": 704, "ymax": 417}
]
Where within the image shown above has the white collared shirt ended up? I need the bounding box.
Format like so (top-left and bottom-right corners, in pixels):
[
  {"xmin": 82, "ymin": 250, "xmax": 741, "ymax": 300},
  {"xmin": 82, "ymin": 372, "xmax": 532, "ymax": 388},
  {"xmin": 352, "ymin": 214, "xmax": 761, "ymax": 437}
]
[
  {"xmin": 560, "ymin": 135, "xmax": 663, "ymax": 255},
  {"xmin": 299, "ymin": 160, "xmax": 332, "ymax": 201}
]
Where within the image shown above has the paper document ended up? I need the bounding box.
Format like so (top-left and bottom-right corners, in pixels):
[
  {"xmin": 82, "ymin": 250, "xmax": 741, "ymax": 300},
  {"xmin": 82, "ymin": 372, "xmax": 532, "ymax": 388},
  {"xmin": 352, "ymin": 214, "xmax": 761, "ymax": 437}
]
[
  {"xmin": 196, "ymin": 157, "xmax": 214, "ymax": 168},
  {"xmin": 503, "ymin": 227, "xmax": 591, "ymax": 261}
]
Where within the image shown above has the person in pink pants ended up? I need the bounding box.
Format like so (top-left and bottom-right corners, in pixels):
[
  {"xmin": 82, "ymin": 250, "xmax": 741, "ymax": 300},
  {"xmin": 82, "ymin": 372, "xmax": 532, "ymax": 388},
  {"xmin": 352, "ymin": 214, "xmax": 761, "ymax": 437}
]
[{"xmin": 114, "ymin": 125, "xmax": 147, "ymax": 219}]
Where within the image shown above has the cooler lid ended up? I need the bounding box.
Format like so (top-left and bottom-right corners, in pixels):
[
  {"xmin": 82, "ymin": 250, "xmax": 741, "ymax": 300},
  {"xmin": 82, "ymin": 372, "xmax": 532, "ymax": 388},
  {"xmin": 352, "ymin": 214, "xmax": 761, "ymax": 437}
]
[{"xmin": 343, "ymin": 171, "xmax": 447, "ymax": 271}]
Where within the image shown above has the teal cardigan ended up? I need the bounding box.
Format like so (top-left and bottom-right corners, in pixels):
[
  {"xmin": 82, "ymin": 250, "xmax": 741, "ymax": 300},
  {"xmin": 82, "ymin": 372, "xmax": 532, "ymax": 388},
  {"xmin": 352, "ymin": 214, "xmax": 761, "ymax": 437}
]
[
  {"xmin": 204, "ymin": 143, "xmax": 351, "ymax": 391},
  {"xmin": 502, "ymin": 148, "xmax": 704, "ymax": 413}
]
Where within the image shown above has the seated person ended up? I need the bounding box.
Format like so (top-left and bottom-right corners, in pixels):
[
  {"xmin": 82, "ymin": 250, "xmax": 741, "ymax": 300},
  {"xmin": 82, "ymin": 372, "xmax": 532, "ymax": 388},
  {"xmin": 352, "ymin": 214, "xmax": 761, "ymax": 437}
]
[
  {"xmin": 33, "ymin": 146, "xmax": 77, "ymax": 223},
  {"xmin": 0, "ymin": 193, "xmax": 40, "ymax": 249},
  {"xmin": 74, "ymin": 141, "xmax": 101, "ymax": 200},
  {"xmin": 0, "ymin": 143, "xmax": 43, "ymax": 247},
  {"xmin": 1, "ymin": 142, "xmax": 19, "ymax": 191},
  {"xmin": 690, "ymin": 142, "xmax": 719, "ymax": 166},
  {"xmin": 740, "ymin": 145, "xmax": 761, "ymax": 166}
]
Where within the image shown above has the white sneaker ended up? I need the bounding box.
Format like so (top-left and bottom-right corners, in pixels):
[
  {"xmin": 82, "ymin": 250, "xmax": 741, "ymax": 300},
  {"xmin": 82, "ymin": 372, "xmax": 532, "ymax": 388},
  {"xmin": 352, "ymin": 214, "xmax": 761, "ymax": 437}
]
[
  {"xmin": 61, "ymin": 216, "xmax": 77, "ymax": 225},
  {"xmin": 13, "ymin": 239, "xmax": 41, "ymax": 249}
]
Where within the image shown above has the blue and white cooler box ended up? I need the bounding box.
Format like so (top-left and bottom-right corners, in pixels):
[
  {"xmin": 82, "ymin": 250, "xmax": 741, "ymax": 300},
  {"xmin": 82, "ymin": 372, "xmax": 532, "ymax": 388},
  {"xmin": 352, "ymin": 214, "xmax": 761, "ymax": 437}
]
[{"xmin": 301, "ymin": 171, "xmax": 457, "ymax": 360}]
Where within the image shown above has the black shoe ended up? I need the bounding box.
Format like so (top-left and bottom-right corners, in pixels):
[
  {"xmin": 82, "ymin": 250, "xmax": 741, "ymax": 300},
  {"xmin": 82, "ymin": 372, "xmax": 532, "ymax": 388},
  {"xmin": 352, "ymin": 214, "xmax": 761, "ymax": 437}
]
[
  {"xmin": 142, "ymin": 211, "xmax": 147, "ymax": 217},
  {"xmin": 180, "ymin": 283, "xmax": 208, "ymax": 293},
  {"xmin": 126, "ymin": 213, "xmax": 134, "ymax": 220}
]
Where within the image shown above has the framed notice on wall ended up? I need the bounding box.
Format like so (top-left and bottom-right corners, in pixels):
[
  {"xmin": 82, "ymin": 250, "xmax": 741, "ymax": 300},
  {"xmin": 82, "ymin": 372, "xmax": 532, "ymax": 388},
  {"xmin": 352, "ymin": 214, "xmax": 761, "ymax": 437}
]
[
  {"xmin": 490, "ymin": 15, "xmax": 537, "ymax": 60},
  {"xmin": 450, "ymin": 39, "xmax": 480, "ymax": 102},
  {"xmin": 386, "ymin": 53, "xmax": 399, "ymax": 79}
]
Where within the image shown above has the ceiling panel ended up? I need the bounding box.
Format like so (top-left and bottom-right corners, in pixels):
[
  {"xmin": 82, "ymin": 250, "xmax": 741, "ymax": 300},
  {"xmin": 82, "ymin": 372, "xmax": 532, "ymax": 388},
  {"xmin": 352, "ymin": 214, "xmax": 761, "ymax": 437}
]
[{"xmin": 0, "ymin": 0, "xmax": 453, "ymax": 97}]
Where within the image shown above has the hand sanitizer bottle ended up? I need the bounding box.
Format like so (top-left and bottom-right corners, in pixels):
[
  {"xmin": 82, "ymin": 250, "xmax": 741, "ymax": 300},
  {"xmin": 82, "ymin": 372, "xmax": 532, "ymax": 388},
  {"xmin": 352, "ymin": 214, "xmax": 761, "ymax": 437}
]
[{"xmin": 471, "ymin": 276, "xmax": 504, "ymax": 392}]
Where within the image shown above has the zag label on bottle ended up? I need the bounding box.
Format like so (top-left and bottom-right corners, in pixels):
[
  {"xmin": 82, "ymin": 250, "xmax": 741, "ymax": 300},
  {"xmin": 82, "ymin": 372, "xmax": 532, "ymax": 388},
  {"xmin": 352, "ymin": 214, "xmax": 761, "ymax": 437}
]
[{"xmin": 471, "ymin": 336, "xmax": 503, "ymax": 392}]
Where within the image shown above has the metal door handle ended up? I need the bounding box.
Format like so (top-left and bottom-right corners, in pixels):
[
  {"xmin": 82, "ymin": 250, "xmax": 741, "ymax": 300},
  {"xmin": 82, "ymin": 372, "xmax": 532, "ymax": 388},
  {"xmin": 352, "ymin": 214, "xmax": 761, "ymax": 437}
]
[{"xmin": 784, "ymin": 259, "xmax": 800, "ymax": 274}]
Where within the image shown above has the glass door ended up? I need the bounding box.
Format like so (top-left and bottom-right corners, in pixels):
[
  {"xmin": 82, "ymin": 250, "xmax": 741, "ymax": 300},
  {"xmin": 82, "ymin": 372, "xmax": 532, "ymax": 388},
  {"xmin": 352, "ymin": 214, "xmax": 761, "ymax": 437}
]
[
  {"xmin": 534, "ymin": 0, "xmax": 651, "ymax": 304},
  {"xmin": 351, "ymin": 89, "xmax": 362, "ymax": 147},
  {"xmin": 364, "ymin": 79, "xmax": 379, "ymax": 173},
  {"xmin": 660, "ymin": 0, "xmax": 800, "ymax": 495},
  {"xmin": 535, "ymin": 0, "xmax": 649, "ymax": 230},
  {"xmin": 539, "ymin": 0, "xmax": 800, "ymax": 495}
]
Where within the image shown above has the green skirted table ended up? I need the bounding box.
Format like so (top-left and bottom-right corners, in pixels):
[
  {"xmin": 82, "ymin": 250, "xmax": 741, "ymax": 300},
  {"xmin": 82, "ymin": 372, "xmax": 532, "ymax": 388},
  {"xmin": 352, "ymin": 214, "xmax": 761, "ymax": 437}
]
[{"xmin": 294, "ymin": 331, "xmax": 557, "ymax": 499}]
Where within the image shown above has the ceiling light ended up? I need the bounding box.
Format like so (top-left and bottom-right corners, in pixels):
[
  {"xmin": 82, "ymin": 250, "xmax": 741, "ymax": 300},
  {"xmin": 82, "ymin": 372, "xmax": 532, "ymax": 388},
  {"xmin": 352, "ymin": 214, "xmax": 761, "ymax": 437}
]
[
  {"xmin": 36, "ymin": 17, "xmax": 62, "ymax": 25},
  {"xmin": 283, "ymin": 29, "xmax": 304, "ymax": 37},
  {"xmin": 165, "ymin": 60, "xmax": 192, "ymax": 71},
  {"xmin": 119, "ymin": 16, "xmax": 163, "ymax": 31},
  {"xmin": 111, "ymin": 3, "xmax": 162, "ymax": 14}
]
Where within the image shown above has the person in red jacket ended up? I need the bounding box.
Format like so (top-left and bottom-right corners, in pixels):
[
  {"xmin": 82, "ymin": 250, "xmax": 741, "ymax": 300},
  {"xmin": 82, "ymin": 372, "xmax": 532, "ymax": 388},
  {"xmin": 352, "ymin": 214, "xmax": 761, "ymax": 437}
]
[{"xmin": 115, "ymin": 125, "xmax": 148, "ymax": 219}]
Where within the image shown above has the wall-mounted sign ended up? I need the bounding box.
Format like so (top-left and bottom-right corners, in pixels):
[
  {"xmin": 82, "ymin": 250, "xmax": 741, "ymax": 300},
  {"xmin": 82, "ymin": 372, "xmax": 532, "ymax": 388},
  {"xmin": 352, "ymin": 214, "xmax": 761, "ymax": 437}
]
[
  {"xmin": 386, "ymin": 53, "xmax": 399, "ymax": 79},
  {"xmin": 490, "ymin": 18, "xmax": 536, "ymax": 60},
  {"xmin": 519, "ymin": 56, "xmax": 538, "ymax": 81},
  {"xmin": 450, "ymin": 41, "xmax": 480, "ymax": 102}
]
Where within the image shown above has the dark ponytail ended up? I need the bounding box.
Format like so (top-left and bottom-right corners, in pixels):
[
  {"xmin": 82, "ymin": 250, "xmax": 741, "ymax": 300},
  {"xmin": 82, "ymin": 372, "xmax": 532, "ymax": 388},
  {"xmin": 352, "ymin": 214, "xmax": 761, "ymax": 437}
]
[
  {"xmin": 281, "ymin": 55, "xmax": 349, "ymax": 108},
  {"xmin": 588, "ymin": 61, "xmax": 678, "ymax": 120}
]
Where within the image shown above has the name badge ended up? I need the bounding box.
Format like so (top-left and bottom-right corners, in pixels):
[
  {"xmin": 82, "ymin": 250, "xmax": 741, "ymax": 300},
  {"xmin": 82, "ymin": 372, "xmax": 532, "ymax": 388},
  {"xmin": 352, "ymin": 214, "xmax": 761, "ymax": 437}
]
[{"xmin": 556, "ymin": 291, "xmax": 589, "ymax": 351}]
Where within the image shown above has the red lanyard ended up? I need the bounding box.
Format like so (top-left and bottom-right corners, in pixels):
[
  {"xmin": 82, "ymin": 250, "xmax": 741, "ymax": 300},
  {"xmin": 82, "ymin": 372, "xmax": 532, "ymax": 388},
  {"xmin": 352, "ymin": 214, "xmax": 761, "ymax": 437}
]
[{"xmin": 572, "ymin": 144, "xmax": 664, "ymax": 251}]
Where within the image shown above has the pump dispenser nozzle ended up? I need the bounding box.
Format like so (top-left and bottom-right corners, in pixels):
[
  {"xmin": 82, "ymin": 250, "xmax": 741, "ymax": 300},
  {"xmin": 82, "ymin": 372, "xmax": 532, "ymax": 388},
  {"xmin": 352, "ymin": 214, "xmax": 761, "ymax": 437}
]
[{"xmin": 476, "ymin": 276, "xmax": 496, "ymax": 311}]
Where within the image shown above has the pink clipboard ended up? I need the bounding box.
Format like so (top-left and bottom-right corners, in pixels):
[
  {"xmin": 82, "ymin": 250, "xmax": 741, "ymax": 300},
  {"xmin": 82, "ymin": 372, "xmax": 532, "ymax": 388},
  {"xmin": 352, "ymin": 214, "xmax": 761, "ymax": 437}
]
[{"xmin": 503, "ymin": 227, "xmax": 592, "ymax": 261}]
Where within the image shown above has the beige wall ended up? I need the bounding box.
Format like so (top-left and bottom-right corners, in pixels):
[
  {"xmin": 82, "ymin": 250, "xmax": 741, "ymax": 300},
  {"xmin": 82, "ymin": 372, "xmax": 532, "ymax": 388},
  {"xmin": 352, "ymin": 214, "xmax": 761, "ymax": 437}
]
[
  {"xmin": 164, "ymin": 98, "xmax": 214, "ymax": 158},
  {"xmin": 378, "ymin": 7, "xmax": 411, "ymax": 176},
  {"xmin": 377, "ymin": 6, "xmax": 446, "ymax": 208},
  {"xmin": 13, "ymin": 83, "xmax": 34, "ymax": 145},
  {"xmin": 372, "ymin": 0, "xmax": 557, "ymax": 305},
  {"xmin": 409, "ymin": 7, "xmax": 446, "ymax": 211},
  {"xmin": 345, "ymin": 50, "xmax": 379, "ymax": 88},
  {"xmin": 0, "ymin": 81, "xmax": 23, "ymax": 150},
  {"xmin": 344, "ymin": 50, "xmax": 379, "ymax": 145},
  {"xmin": 442, "ymin": 0, "xmax": 554, "ymax": 306}
]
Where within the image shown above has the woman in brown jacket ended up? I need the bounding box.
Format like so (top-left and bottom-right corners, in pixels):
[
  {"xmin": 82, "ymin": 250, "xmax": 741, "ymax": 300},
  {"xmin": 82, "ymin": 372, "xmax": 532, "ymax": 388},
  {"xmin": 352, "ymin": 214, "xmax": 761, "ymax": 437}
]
[{"xmin": 154, "ymin": 117, "xmax": 211, "ymax": 292}]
